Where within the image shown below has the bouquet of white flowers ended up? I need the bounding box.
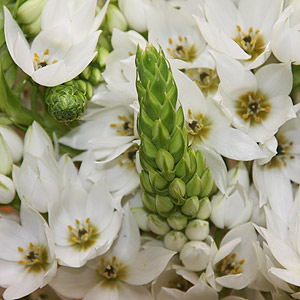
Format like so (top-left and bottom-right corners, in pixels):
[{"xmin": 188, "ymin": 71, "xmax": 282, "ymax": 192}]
[{"xmin": 0, "ymin": 0, "xmax": 300, "ymax": 299}]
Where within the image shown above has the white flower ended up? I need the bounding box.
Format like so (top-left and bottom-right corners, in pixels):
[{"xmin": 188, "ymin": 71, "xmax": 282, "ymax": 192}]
[
  {"xmin": 13, "ymin": 148, "xmax": 61, "ymax": 213},
  {"xmin": 23, "ymin": 121, "xmax": 54, "ymax": 158},
  {"xmin": 48, "ymin": 180, "xmax": 122, "ymax": 268},
  {"xmin": 0, "ymin": 174, "xmax": 15, "ymax": 204},
  {"xmin": 271, "ymin": 1, "xmax": 300, "ymax": 64},
  {"xmin": 195, "ymin": 0, "xmax": 283, "ymax": 69},
  {"xmin": 173, "ymin": 69, "xmax": 266, "ymax": 160},
  {"xmin": 0, "ymin": 202, "xmax": 56, "ymax": 300},
  {"xmin": 50, "ymin": 206, "xmax": 176, "ymax": 299},
  {"xmin": 206, "ymin": 223, "xmax": 258, "ymax": 291},
  {"xmin": 4, "ymin": 5, "xmax": 100, "ymax": 86},
  {"xmin": 213, "ymin": 51, "xmax": 297, "ymax": 143},
  {"xmin": 0, "ymin": 125, "xmax": 23, "ymax": 163}
]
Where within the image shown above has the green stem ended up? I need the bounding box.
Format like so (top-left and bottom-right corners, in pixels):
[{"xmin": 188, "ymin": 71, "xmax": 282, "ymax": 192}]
[{"xmin": 16, "ymin": 77, "xmax": 29, "ymax": 94}]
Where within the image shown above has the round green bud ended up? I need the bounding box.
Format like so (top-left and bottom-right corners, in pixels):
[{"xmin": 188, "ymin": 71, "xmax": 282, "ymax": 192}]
[{"xmin": 45, "ymin": 85, "xmax": 87, "ymax": 122}]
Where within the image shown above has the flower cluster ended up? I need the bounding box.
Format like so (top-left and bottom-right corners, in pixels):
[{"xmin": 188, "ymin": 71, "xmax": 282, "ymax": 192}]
[{"xmin": 1, "ymin": 0, "xmax": 300, "ymax": 299}]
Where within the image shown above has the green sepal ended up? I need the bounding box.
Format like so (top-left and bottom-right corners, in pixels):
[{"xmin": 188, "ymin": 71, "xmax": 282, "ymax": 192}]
[
  {"xmin": 142, "ymin": 191, "xmax": 156, "ymax": 212},
  {"xmin": 156, "ymin": 149, "xmax": 175, "ymax": 182},
  {"xmin": 169, "ymin": 178, "xmax": 186, "ymax": 205},
  {"xmin": 150, "ymin": 64, "xmax": 167, "ymax": 105},
  {"xmin": 186, "ymin": 172, "xmax": 202, "ymax": 197},
  {"xmin": 136, "ymin": 81, "xmax": 146, "ymax": 103},
  {"xmin": 174, "ymin": 105, "xmax": 184, "ymax": 129},
  {"xmin": 181, "ymin": 196, "xmax": 200, "ymax": 217},
  {"xmin": 140, "ymin": 170, "xmax": 155, "ymax": 194},
  {"xmin": 167, "ymin": 211, "xmax": 188, "ymax": 230},
  {"xmin": 195, "ymin": 150, "xmax": 204, "ymax": 177},
  {"xmin": 156, "ymin": 194, "xmax": 175, "ymax": 217},
  {"xmin": 152, "ymin": 120, "xmax": 170, "ymax": 150},
  {"xmin": 149, "ymin": 169, "xmax": 168, "ymax": 191},
  {"xmin": 200, "ymin": 168, "xmax": 214, "ymax": 197},
  {"xmin": 147, "ymin": 214, "xmax": 170, "ymax": 236},
  {"xmin": 160, "ymin": 96, "xmax": 176, "ymax": 134},
  {"xmin": 140, "ymin": 134, "xmax": 157, "ymax": 168},
  {"xmin": 144, "ymin": 89, "xmax": 162, "ymax": 121},
  {"xmin": 138, "ymin": 108, "xmax": 153, "ymax": 138},
  {"xmin": 169, "ymin": 126, "xmax": 186, "ymax": 163}
]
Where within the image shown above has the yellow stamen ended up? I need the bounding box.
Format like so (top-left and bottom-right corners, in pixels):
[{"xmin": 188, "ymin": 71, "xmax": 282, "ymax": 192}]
[
  {"xmin": 76, "ymin": 219, "xmax": 80, "ymax": 225},
  {"xmin": 242, "ymin": 114, "xmax": 248, "ymax": 119},
  {"xmin": 236, "ymin": 25, "xmax": 241, "ymax": 31},
  {"xmin": 178, "ymin": 35, "xmax": 183, "ymax": 42},
  {"xmin": 255, "ymin": 116, "xmax": 260, "ymax": 122},
  {"xmin": 68, "ymin": 225, "xmax": 73, "ymax": 231},
  {"xmin": 44, "ymin": 49, "xmax": 49, "ymax": 55},
  {"xmin": 18, "ymin": 247, "xmax": 24, "ymax": 252},
  {"xmin": 86, "ymin": 218, "xmax": 90, "ymax": 223},
  {"xmin": 168, "ymin": 37, "xmax": 173, "ymax": 44}
]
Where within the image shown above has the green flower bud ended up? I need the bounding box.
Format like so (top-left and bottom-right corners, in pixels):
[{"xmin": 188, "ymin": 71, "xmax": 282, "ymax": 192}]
[
  {"xmin": 169, "ymin": 127, "xmax": 186, "ymax": 163},
  {"xmin": 89, "ymin": 67, "xmax": 102, "ymax": 86},
  {"xmin": 45, "ymin": 85, "xmax": 87, "ymax": 122},
  {"xmin": 147, "ymin": 214, "xmax": 170, "ymax": 236},
  {"xmin": 196, "ymin": 197, "xmax": 211, "ymax": 220},
  {"xmin": 140, "ymin": 135, "xmax": 157, "ymax": 168},
  {"xmin": 140, "ymin": 170, "xmax": 155, "ymax": 194},
  {"xmin": 156, "ymin": 195, "xmax": 175, "ymax": 217},
  {"xmin": 98, "ymin": 47, "xmax": 110, "ymax": 67},
  {"xmin": 86, "ymin": 82, "xmax": 94, "ymax": 99},
  {"xmin": 80, "ymin": 66, "xmax": 92, "ymax": 81},
  {"xmin": 107, "ymin": 4, "xmax": 128, "ymax": 33},
  {"xmin": 141, "ymin": 191, "xmax": 156, "ymax": 212},
  {"xmin": 152, "ymin": 120, "xmax": 170, "ymax": 150},
  {"xmin": 164, "ymin": 231, "xmax": 187, "ymax": 252},
  {"xmin": 186, "ymin": 173, "xmax": 202, "ymax": 197},
  {"xmin": 185, "ymin": 219, "xmax": 209, "ymax": 241},
  {"xmin": 17, "ymin": 0, "xmax": 47, "ymax": 25},
  {"xmin": 195, "ymin": 150, "xmax": 204, "ymax": 177},
  {"xmin": 200, "ymin": 168, "xmax": 214, "ymax": 197},
  {"xmin": 22, "ymin": 16, "xmax": 41, "ymax": 37},
  {"xmin": 155, "ymin": 149, "xmax": 175, "ymax": 181},
  {"xmin": 149, "ymin": 169, "xmax": 168, "ymax": 191},
  {"xmin": 167, "ymin": 212, "xmax": 188, "ymax": 230},
  {"xmin": 169, "ymin": 178, "xmax": 186, "ymax": 205},
  {"xmin": 181, "ymin": 196, "xmax": 200, "ymax": 217},
  {"xmin": 131, "ymin": 207, "xmax": 149, "ymax": 231}
]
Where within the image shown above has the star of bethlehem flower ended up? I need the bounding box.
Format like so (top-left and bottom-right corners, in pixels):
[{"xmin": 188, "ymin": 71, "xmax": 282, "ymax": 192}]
[
  {"xmin": 0, "ymin": 202, "xmax": 56, "ymax": 300},
  {"xmin": 50, "ymin": 206, "xmax": 176, "ymax": 300},
  {"xmin": 4, "ymin": 0, "xmax": 108, "ymax": 86},
  {"xmin": 194, "ymin": 0, "xmax": 283, "ymax": 69},
  {"xmin": 213, "ymin": 51, "xmax": 297, "ymax": 144},
  {"xmin": 48, "ymin": 180, "xmax": 122, "ymax": 268}
]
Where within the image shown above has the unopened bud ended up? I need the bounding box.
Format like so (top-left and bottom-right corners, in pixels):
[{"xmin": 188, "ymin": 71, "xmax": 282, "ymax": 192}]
[
  {"xmin": 98, "ymin": 47, "xmax": 110, "ymax": 67},
  {"xmin": 0, "ymin": 126, "xmax": 23, "ymax": 162},
  {"xmin": 142, "ymin": 191, "xmax": 156, "ymax": 212},
  {"xmin": 147, "ymin": 214, "xmax": 170, "ymax": 236},
  {"xmin": 185, "ymin": 219, "xmax": 209, "ymax": 241},
  {"xmin": 0, "ymin": 174, "xmax": 15, "ymax": 204},
  {"xmin": 156, "ymin": 149, "xmax": 174, "ymax": 173},
  {"xmin": 107, "ymin": 4, "xmax": 128, "ymax": 33},
  {"xmin": 156, "ymin": 195, "xmax": 174, "ymax": 216},
  {"xmin": 17, "ymin": 0, "xmax": 47, "ymax": 25},
  {"xmin": 200, "ymin": 168, "xmax": 214, "ymax": 197},
  {"xmin": 169, "ymin": 178, "xmax": 186, "ymax": 205},
  {"xmin": 0, "ymin": 134, "xmax": 13, "ymax": 175},
  {"xmin": 180, "ymin": 241, "xmax": 211, "ymax": 271},
  {"xmin": 186, "ymin": 173, "xmax": 202, "ymax": 197},
  {"xmin": 22, "ymin": 16, "xmax": 41, "ymax": 37},
  {"xmin": 196, "ymin": 197, "xmax": 211, "ymax": 219},
  {"xmin": 131, "ymin": 207, "xmax": 149, "ymax": 231},
  {"xmin": 181, "ymin": 196, "xmax": 200, "ymax": 217},
  {"xmin": 167, "ymin": 212, "xmax": 188, "ymax": 230},
  {"xmin": 164, "ymin": 231, "xmax": 187, "ymax": 252},
  {"xmin": 149, "ymin": 169, "xmax": 168, "ymax": 191},
  {"xmin": 89, "ymin": 67, "xmax": 102, "ymax": 86}
]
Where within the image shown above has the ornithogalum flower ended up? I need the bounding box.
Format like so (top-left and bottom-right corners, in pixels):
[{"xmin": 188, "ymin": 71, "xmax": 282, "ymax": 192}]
[
  {"xmin": 0, "ymin": 202, "xmax": 57, "ymax": 300},
  {"xmin": 4, "ymin": 4, "xmax": 102, "ymax": 86}
]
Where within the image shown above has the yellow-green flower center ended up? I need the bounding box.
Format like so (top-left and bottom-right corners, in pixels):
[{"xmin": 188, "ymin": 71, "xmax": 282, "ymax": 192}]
[
  {"xmin": 233, "ymin": 25, "xmax": 265, "ymax": 61},
  {"xmin": 33, "ymin": 48, "xmax": 58, "ymax": 70},
  {"xmin": 235, "ymin": 90, "xmax": 271, "ymax": 125},
  {"xmin": 167, "ymin": 35, "xmax": 197, "ymax": 62},
  {"xmin": 217, "ymin": 252, "xmax": 245, "ymax": 276},
  {"xmin": 68, "ymin": 218, "xmax": 99, "ymax": 251},
  {"xmin": 18, "ymin": 242, "xmax": 49, "ymax": 273}
]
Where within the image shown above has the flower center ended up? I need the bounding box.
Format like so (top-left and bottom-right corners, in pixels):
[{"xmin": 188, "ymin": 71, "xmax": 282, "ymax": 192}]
[
  {"xmin": 167, "ymin": 35, "xmax": 197, "ymax": 62},
  {"xmin": 168, "ymin": 275, "xmax": 193, "ymax": 291},
  {"xmin": 233, "ymin": 26, "xmax": 265, "ymax": 61},
  {"xmin": 236, "ymin": 91, "xmax": 271, "ymax": 125},
  {"xmin": 67, "ymin": 218, "xmax": 99, "ymax": 251},
  {"xmin": 218, "ymin": 253, "xmax": 245, "ymax": 276},
  {"xmin": 18, "ymin": 242, "xmax": 49, "ymax": 273},
  {"xmin": 185, "ymin": 68, "xmax": 220, "ymax": 96},
  {"xmin": 96, "ymin": 256, "xmax": 121, "ymax": 280},
  {"xmin": 119, "ymin": 144, "xmax": 139, "ymax": 168},
  {"xmin": 186, "ymin": 109, "xmax": 211, "ymax": 141},
  {"xmin": 33, "ymin": 49, "xmax": 58, "ymax": 71},
  {"xmin": 267, "ymin": 135, "xmax": 294, "ymax": 169},
  {"xmin": 110, "ymin": 115, "xmax": 134, "ymax": 136}
]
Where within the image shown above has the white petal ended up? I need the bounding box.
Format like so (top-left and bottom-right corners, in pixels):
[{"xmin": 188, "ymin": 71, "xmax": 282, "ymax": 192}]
[
  {"xmin": 91, "ymin": 0, "xmax": 110, "ymax": 32},
  {"xmin": 270, "ymin": 267, "xmax": 300, "ymax": 286},
  {"xmin": 123, "ymin": 247, "xmax": 176, "ymax": 285},
  {"xmin": 118, "ymin": 283, "xmax": 154, "ymax": 300},
  {"xmin": 84, "ymin": 279, "xmax": 119, "ymax": 300},
  {"xmin": 216, "ymin": 273, "xmax": 250, "ymax": 289},
  {"xmin": 256, "ymin": 63, "xmax": 293, "ymax": 98}
]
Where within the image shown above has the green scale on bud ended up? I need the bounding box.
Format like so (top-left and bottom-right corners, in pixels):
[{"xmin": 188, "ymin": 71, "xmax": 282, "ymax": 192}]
[
  {"xmin": 45, "ymin": 82, "xmax": 87, "ymax": 122},
  {"xmin": 136, "ymin": 45, "xmax": 215, "ymax": 238}
]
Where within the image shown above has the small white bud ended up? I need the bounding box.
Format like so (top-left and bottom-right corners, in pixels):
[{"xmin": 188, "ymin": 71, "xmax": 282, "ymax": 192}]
[
  {"xmin": 147, "ymin": 214, "xmax": 170, "ymax": 236},
  {"xmin": 196, "ymin": 197, "xmax": 211, "ymax": 219},
  {"xmin": 0, "ymin": 174, "xmax": 15, "ymax": 204},
  {"xmin": 0, "ymin": 134, "xmax": 13, "ymax": 175},
  {"xmin": 185, "ymin": 219, "xmax": 209, "ymax": 241},
  {"xmin": 131, "ymin": 207, "xmax": 149, "ymax": 231},
  {"xmin": 180, "ymin": 241, "xmax": 210, "ymax": 271},
  {"xmin": 164, "ymin": 231, "xmax": 187, "ymax": 252},
  {"xmin": 107, "ymin": 4, "xmax": 128, "ymax": 33}
]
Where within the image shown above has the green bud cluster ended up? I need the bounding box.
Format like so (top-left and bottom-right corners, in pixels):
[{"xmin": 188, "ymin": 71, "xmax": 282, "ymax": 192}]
[
  {"xmin": 45, "ymin": 82, "xmax": 87, "ymax": 122},
  {"xmin": 16, "ymin": 0, "xmax": 47, "ymax": 38},
  {"xmin": 136, "ymin": 45, "xmax": 215, "ymax": 240}
]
